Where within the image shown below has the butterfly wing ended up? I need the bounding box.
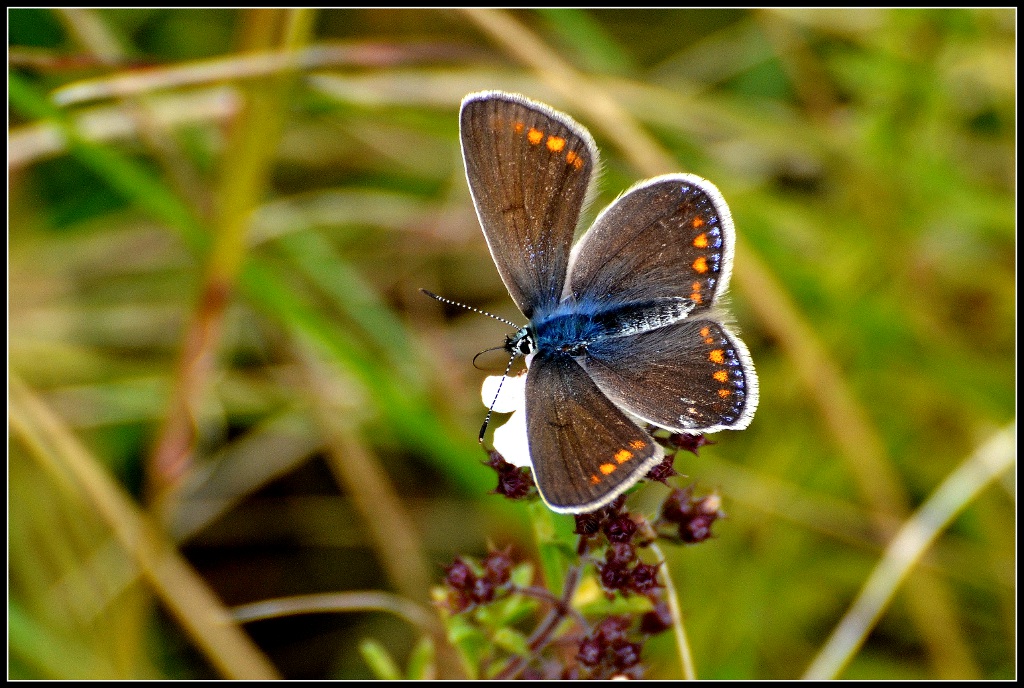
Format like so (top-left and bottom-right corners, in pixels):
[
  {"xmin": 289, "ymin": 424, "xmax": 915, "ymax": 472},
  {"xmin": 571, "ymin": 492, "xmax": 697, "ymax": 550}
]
[
  {"xmin": 565, "ymin": 174, "xmax": 734, "ymax": 313},
  {"xmin": 461, "ymin": 91, "xmax": 598, "ymax": 319},
  {"xmin": 525, "ymin": 350, "xmax": 663, "ymax": 513},
  {"xmin": 580, "ymin": 317, "xmax": 758, "ymax": 433},
  {"xmin": 566, "ymin": 174, "xmax": 758, "ymax": 432}
]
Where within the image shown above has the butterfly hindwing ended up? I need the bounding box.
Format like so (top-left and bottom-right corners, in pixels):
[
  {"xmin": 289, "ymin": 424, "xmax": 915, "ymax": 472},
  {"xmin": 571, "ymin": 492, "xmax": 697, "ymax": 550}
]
[{"xmin": 580, "ymin": 317, "xmax": 758, "ymax": 434}]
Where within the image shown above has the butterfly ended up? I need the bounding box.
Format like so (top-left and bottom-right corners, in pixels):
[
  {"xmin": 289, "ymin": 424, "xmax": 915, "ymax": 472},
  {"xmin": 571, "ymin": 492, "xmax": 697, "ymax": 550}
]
[{"xmin": 460, "ymin": 91, "xmax": 758, "ymax": 513}]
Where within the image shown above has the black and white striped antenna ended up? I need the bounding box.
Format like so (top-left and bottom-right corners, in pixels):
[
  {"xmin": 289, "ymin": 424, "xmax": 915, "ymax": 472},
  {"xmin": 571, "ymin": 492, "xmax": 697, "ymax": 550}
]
[
  {"xmin": 420, "ymin": 289, "xmax": 523, "ymax": 443},
  {"xmin": 420, "ymin": 289, "xmax": 519, "ymax": 328}
]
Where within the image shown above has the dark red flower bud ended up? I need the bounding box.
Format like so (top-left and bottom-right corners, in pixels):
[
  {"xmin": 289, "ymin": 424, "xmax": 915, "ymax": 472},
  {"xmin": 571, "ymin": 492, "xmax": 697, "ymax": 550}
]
[
  {"xmin": 605, "ymin": 542, "xmax": 636, "ymax": 568},
  {"xmin": 660, "ymin": 486, "xmax": 695, "ymax": 523},
  {"xmin": 574, "ymin": 511, "xmax": 604, "ymax": 536},
  {"xmin": 603, "ymin": 514, "xmax": 638, "ymax": 543},
  {"xmin": 662, "ymin": 489, "xmax": 724, "ymax": 543},
  {"xmin": 493, "ymin": 466, "xmax": 533, "ymax": 499},
  {"xmin": 680, "ymin": 513, "xmax": 716, "ymax": 543},
  {"xmin": 663, "ymin": 433, "xmax": 715, "ymax": 455},
  {"xmin": 599, "ymin": 561, "xmax": 632, "ymax": 591},
  {"xmin": 645, "ymin": 454, "xmax": 679, "ymax": 484},
  {"xmin": 521, "ymin": 667, "xmax": 543, "ymax": 680},
  {"xmin": 611, "ymin": 640, "xmax": 642, "ymax": 669},
  {"xmin": 629, "ymin": 562, "xmax": 661, "ymax": 595},
  {"xmin": 577, "ymin": 636, "xmax": 603, "ymax": 666},
  {"xmin": 484, "ymin": 450, "xmax": 535, "ymax": 499},
  {"xmin": 483, "ymin": 450, "xmax": 513, "ymax": 471},
  {"xmin": 444, "ymin": 557, "xmax": 475, "ymax": 591},
  {"xmin": 640, "ymin": 601, "xmax": 673, "ymax": 635},
  {"xmin": 471, "ymin": 575, "xmax": 495, "ymax": 604},
  {"xmin": 595, "ymin": 616, "xmax": 632, "ymax": 645},
  {"xmin": 483, "ymin": 549, "xmax": 512, "ymax": 586}
]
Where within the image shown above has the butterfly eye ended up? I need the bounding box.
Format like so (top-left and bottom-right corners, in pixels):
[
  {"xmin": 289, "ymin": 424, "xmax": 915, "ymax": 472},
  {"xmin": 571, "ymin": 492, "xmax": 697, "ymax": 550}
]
[{"xmin": 504, "ymin": 327, "xmax": 535, "ymax": 357}]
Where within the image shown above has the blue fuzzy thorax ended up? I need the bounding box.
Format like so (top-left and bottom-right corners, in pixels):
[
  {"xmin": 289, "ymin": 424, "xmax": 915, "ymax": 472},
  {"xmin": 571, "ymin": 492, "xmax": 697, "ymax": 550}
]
[{"xmin": 532, "ymin": 297, "xmax": 626, "ymax": 354}]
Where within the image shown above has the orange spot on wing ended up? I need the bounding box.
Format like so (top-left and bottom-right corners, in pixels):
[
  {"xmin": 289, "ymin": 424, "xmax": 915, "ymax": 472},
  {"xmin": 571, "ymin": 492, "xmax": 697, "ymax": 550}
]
[
  {"xmin": 546, "ymin": 135, "xmax": 566, "ymax": 152},
  {"xmin": 600, "ymin": 463, "xmax": 617, "ymax": 475},
  {"xmin": 629, "ymin": 440, "xmax": 646, "ymax": 450},
  {"xmin": 713, "ymin": 370, "xmax": 728, "ymax": 383},
  {"xmin": 693, "ymin": 215, "xmax": 706, "ymax": 228},
  {"xmin": 718, "ymin": 389, "xmax": 732, "ymax": 398},
  {"xmin": 614, "ymin": 449, "xmax": 633, "ymax": 464},
  {"xmin": 709, "ymin": 349, "xmax": 725, "ymax": 364},
  {"xmin": 692, "ymin": 256, "xmax": 708, "ymax": 274},
  {"xmin": 690, "ymin": 292, "xmax": 703, "ymax": 304},
  {"xmin": 693, "ymin": 232, "xmax": 708, "ymax": 248},
  {"xmin": 565, "ymin": 151, "xmax": 577, "ymax": 164},
  {"xmin": 527, "ymin": 128, "xmax": 544, "ymax": 145},
  {"xmin": 591, "ymin": 475, "xmax": 601, "ymax": 484},
  {"xmin": 513, "ymin": 121, "xmax": 524, "ymax": 133},
  {"xmin": 700, "ymin": 326, "xmax": 710, "ymax": 337}
]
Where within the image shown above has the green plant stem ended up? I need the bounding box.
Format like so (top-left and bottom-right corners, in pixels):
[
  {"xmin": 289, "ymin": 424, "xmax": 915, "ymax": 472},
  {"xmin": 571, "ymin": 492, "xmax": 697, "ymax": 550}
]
[
  {"xmin": 301, "ymin": 351, "xmax": 433, "ymax": 601},
  {"xmin": 231, "ymin": 591, "xmax": 439, "ymax": 631},
  {"xmin": 54, "ymin": 8, "xmax": 213, "ymax": 219},
  {"xmin": 147, "ymin": 9, "xmax": 315, "ymax": 502},
  {"xmin": 804, "ymin": 424, "xmax": 1016, "ymax": 679},
  {"xmin": 494, "ymin": 563, "xmax": 584, "ymax": 679},
  {"xmin": 10, "ymin": 376, "xmax": 279, "ymax": 679},
  {"xmin": 650, "ymin": 543, "xmax": 695, "ymax": 680}
]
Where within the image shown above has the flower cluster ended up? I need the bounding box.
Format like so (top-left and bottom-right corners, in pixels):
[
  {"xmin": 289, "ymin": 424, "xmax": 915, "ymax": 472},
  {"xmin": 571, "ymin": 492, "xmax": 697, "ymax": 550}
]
[
  {"xmin": 658, "ymin": 486, "xmax": 725, "ymax": 543},
  {"xmin": 576, "ymin": 616, "xmax": 644, "ymax": 678},
  {"xmin": 564, "ymin": 496, "xmax": 671, "ymax": 677},
  {"xmin": 483, "ymin": 450, "xmax": 534, "ymax": 500},
  {"xmin": 438, "ymin": 436, "xmax": 728, "ymax": 679},
  {"xmin": 589, "ymin": 512, "xmax": 661, "ymax": 599},
  {"xmin": 645, "ymin": 452, "xmax": 680, "ymax": 484},
  {"xmin": 441, "ymin": 548, "xmax": 514, "ymax": 613},
  {"xmin": 658, "ymin": 432, "xmax": 716, "ymax": 456}
]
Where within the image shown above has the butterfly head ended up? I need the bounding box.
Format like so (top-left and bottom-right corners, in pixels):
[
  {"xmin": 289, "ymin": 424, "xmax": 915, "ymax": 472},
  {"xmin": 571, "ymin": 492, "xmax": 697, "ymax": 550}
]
[{"xmin": 504, "ymin": 325, "xmax": 536, "ymax": 358}]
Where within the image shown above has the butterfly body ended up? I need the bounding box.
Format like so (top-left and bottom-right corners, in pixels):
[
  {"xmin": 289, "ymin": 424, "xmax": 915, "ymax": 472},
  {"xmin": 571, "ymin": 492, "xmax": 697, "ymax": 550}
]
[
  {"xmin": 531, "ymin": 297, "xmax": 693, "ymax": 354},
  {"xmin": 460, "ymin": 91, "xmax": 758, "ymax": 513}
]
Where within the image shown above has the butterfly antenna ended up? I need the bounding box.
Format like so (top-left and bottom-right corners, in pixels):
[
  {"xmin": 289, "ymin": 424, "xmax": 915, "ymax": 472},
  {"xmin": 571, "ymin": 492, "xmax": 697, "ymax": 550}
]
[
  {"xmin": 472, "ymin": 346, "xmax": 508, "ymax": 370},
  {"xmin": 479, "ymin": 351, "xmax": 518, "ymax": 443},
  {"xmin": 420, "ymin": 289, "xmax": 520, "ymax": 328},
  {"xmin": 420, "ymin": 289, "xmax": 524, "ymax": 443}
]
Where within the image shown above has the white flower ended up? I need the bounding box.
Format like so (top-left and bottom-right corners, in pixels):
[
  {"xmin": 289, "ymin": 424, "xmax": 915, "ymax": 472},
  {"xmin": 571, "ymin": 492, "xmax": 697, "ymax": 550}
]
[{"xmin": 480, "ymin": 367, "xmax": 531, "ymax": 468}]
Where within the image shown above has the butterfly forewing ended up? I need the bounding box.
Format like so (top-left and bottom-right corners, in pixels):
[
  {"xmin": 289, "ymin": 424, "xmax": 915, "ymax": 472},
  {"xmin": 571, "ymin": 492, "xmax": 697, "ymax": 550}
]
[
  {"xmin": 580, "ymin": 317, "xmax": 758, "ymax": 434},
  {"xmin": 525, "ymin": 351, "xmax": 663, "ymax": 513},
  {"xmin": 461, "ymin": 92, "xmax": 598, "ymax": 318},
  {"xmin": 565, "ymin": 174, "xmax": 734, "ymax": 316}
]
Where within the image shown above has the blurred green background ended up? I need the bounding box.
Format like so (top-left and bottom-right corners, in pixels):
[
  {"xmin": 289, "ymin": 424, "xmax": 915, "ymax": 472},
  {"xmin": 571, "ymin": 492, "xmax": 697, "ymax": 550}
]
[{"xmin": 8, "ymin": 8, "xmax": 1015, "ymax": 680}]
